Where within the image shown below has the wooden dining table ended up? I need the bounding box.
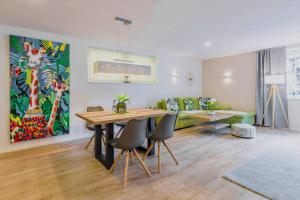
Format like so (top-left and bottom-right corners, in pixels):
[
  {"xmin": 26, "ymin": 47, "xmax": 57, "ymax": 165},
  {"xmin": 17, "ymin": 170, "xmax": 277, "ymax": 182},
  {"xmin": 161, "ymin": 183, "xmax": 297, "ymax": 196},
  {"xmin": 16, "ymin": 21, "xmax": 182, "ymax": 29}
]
[{"xmin": 76, "ymin": 108, "xmax": 169, "ymax": 169}]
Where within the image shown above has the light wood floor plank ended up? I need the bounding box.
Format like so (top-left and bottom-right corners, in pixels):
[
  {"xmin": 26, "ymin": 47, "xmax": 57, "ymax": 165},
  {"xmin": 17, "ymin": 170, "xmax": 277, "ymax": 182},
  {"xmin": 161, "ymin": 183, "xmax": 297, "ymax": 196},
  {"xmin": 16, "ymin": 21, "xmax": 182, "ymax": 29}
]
[{"xmin": 0, "ymin": 127, "xmax": 299, "ymax": 200}]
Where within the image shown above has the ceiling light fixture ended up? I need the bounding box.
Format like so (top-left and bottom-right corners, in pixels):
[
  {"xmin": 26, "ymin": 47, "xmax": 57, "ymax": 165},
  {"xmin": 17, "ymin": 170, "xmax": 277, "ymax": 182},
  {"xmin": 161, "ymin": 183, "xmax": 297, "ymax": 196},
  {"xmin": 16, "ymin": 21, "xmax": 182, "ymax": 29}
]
[
  {"xmin": 115, "ymin": 17, "xmax": 132, "ymax": 25},
  {"xmin": 204, "ymin": 41, "xmax": 211, "ymax": 47},
  {"xmin": 114, "ymin": 16, "xmax": 134, "ymax": 63}
]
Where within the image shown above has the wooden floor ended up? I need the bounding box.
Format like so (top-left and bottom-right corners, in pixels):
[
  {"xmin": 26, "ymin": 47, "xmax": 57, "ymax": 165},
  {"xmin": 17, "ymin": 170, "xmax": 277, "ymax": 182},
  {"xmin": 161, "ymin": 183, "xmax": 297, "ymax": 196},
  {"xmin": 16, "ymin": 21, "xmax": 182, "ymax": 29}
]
[{"xmin": 1, "ymin": 127, "xmax": 300, "ymax": 200}]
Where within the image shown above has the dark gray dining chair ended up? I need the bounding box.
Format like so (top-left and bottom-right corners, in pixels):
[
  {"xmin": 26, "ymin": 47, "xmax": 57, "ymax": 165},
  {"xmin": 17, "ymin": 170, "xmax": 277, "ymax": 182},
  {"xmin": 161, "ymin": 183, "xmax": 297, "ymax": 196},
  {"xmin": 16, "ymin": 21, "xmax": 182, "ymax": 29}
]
[
  {"xmin": 143, "ymin": 113, "xmax": 179, "ymax": 173},
  {"xmin": 109, "ymin": 118, "xmax": 151, "ymax": 188},
  {"xmin": 115, "ymin": 121, "xmax": 127, "ymax": 138},
  {"xmin": 85, "ymin": 106, "xmax": 105, "ymax": 150}
]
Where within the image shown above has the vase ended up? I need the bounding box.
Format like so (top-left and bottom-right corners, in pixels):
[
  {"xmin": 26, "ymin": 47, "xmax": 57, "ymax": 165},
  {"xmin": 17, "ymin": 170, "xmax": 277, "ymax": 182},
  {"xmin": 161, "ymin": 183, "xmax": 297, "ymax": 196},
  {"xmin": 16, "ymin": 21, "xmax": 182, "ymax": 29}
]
[{"xmin": 116, "ymin": 103, "xmax": 127, "ymax": 114}]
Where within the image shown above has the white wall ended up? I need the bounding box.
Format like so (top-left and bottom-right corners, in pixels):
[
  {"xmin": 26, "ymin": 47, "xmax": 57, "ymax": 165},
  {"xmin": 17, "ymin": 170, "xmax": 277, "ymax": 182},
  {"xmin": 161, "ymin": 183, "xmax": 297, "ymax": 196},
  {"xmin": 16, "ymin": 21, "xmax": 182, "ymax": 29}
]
[
  {"xmin": 202, "ymin": 52, "xmax": 256, "ymax": 112},
  {"xmin": 0, "ymin": 24, "xmax": 202, "ymax": 153},
  {"xmin": 287, "ymin": 100, "xmax": 300, "ymax": 131}
]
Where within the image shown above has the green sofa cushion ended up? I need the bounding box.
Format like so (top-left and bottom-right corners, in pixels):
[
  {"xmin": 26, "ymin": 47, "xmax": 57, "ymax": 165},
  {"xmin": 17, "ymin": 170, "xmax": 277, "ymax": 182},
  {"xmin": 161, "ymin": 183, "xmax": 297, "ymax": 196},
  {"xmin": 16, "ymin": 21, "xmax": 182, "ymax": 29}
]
[
  {"xmin": 186, "ymin": 97, "xmax": 200, "ymax": 110},
  {"xmin": 178, "ymin": 112, "xmax": 189, "ymax": 120},
  {"xmin": 162, "ymin": 98, "xmax": 180, "ymax": 112},
  {"xmin": 208, "ymin": 102, "xmax": 231, "ymax": 110},
  {"xmin": 198, "ymin": 97, "xmax": 209, "ymax": 110},
  {"xmin": 176, "ymin": 97, "xmax": 185, "ymax": 111},
  {"xmin": 156, "ymin": 101, "xmax": 163, "ymax": 109},
  {"xmin": 232, "ymin": 112, "xmax": 256, "ymax": 119},
  {"xmin": 161, "ymin": 99, "xmax": 167, "ymax": 110},
  {"xmin": 184, "ymin": 99, "xmax": 194, "ymax": 111},
  {"xmin": 166, "ymin": 97, "xmax": 179, "ymax": 112},
  {"xmin": 223, "ymin": 113, "xmax": 256, "ymax": 125},
  {"xmin": 177, "ymin": 97, "xmax": 200, "ymax": 111},
  {"xmin": 179, "ymin": 118, "xmax": 195, "ymax": 128}
]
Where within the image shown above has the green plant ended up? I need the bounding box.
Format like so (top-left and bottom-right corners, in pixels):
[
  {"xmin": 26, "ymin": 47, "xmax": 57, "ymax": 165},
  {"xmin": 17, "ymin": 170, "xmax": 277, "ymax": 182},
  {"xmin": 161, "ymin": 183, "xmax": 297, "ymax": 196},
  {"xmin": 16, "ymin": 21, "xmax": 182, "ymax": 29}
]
[
  {"xmin": 113, "ymin": 94, "xmax": 130, "ymax": 104},
  {"xmin": 113, "ymin": 94, "xmax": 130, "ymax": 114}
]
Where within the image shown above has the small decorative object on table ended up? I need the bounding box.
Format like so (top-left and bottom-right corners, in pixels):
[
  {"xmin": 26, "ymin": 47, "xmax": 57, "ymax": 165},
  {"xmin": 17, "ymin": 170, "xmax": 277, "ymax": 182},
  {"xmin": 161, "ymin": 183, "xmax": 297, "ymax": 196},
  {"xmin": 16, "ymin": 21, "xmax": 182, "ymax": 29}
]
[
  {"xmin": 147, "ymin": 104, "xmax": 155, "ymax": 109},
  {"xmin": 123, "ymin": 74, "xmax": 130, "ymax": 83},
  {"xmin": 113, "ymin": 94, "xmax": 130, "ymax": 114}
]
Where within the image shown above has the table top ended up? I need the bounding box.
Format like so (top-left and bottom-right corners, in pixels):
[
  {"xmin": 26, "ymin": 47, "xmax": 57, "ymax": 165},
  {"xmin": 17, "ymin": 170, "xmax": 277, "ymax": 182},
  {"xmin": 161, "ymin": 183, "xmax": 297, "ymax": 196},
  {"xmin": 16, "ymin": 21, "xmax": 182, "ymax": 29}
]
[
  {"xmin": 187, "ymin": 111, "xmax": 234, "ymax": 122},
  {"xmin": 76, "ymin": 108, "xmax": 169, "ymax": 125}
]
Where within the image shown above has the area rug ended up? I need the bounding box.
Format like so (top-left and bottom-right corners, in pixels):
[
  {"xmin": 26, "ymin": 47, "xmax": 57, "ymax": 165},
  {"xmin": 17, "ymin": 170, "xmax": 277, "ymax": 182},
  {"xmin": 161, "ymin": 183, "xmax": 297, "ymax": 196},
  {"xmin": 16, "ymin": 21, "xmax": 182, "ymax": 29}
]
[{"xmin": 224, "ymin": 146, "xmax": 300, "ymax": 200}]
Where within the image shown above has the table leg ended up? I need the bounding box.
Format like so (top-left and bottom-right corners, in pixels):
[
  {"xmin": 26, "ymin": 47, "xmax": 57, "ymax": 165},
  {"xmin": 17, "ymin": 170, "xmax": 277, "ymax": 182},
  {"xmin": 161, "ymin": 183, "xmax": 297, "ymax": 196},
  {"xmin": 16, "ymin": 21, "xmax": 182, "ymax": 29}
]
[
  {"xmin": 94, "ymin": 123, "xmax": 114, "ymax": 169},
  {"xmin": 214, "ymin": 121, "xmax": 217, "ymax": 134},
  {"xmin": 147, "ymin": 117, "xmax": 156, "ymax": 156}
]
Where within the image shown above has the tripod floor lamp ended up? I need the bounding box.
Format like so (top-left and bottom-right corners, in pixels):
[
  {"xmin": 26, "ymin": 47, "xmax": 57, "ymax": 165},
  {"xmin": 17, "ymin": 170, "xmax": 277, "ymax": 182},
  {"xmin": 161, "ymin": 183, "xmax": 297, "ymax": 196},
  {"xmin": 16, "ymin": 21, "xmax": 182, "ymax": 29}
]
[{"xmin": 260, "ymin": 74, "xmax": 289, "ymax": 129}]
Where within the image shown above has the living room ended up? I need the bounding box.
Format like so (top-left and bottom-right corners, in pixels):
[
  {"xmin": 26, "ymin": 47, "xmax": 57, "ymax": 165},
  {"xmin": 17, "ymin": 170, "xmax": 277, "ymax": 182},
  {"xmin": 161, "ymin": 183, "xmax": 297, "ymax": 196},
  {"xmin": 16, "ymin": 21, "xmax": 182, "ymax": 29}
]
[{"xmin": 0, "ymin": 1, "xmax": 300, "ymax": 200}]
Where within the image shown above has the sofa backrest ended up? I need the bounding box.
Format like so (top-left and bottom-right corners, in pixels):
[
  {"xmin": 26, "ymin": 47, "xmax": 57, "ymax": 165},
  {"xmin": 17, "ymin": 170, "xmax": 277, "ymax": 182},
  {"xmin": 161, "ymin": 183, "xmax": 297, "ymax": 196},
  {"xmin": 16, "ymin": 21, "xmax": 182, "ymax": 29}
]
[
  {"xmin": 157, "ymin": 97, "xmax": 231, "ymax": 111},
  {"xmin": 158, "ymin": 97, "xmax": 200, "ymax": 111}
]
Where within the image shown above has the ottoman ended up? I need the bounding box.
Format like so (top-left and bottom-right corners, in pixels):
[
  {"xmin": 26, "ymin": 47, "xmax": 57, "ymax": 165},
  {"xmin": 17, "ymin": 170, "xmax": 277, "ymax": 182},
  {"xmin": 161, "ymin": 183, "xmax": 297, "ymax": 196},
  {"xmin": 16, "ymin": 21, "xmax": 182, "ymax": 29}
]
[{"xmin": 231, "ymin": 123, "xmax": 256, "ymax": 138}]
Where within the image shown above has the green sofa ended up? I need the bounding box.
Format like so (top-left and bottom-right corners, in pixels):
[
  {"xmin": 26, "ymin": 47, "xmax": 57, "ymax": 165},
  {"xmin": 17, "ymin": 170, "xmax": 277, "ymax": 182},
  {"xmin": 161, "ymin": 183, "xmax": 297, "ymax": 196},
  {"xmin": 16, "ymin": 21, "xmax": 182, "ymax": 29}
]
[{"xmin": 156, "ymin": 97, "xmax": 255, "ymax": 130}]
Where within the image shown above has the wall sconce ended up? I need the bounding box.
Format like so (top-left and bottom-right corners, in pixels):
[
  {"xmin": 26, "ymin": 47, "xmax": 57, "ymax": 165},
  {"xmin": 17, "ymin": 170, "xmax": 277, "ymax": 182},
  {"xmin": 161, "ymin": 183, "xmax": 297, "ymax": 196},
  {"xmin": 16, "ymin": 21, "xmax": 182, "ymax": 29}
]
[
  {"xmin": 171, "ymin": 71, "xmax": 178, "ymax": 83},
  {"xmin": 224, "ymin": 71, "xmax": 233, "ymax": 83}
]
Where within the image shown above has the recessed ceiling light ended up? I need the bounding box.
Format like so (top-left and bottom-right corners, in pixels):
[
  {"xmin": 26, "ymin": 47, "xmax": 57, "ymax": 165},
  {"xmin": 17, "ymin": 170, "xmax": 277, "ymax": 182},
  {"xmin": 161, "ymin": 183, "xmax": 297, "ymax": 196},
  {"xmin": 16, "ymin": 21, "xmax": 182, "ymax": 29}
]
[{"xmin": 204, "ymin": 41, "xmax": 211, "ymax": 47}]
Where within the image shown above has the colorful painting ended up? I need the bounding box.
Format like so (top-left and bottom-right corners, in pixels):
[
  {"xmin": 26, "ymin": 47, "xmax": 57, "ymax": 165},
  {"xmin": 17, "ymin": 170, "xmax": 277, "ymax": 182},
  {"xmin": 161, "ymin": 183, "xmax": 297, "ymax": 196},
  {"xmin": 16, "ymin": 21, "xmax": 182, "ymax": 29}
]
[{"xmin": 9, "ymin": 35, "xmax": 70, "ymax": 143}]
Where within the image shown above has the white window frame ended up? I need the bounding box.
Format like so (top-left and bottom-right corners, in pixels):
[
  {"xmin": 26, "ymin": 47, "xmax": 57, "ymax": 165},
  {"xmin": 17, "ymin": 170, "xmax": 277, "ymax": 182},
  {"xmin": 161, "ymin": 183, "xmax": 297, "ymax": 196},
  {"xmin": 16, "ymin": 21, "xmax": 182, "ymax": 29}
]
[{"xmin": 286, "ymin": 46, "xmax": 300, "ymax": 99}]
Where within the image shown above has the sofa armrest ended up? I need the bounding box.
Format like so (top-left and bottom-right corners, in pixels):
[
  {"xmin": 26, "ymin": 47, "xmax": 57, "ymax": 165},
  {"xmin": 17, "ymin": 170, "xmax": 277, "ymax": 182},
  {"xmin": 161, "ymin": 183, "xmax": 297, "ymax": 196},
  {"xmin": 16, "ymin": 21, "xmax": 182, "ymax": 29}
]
[
  {"xmin": 156, "ymin": 101, "xmax": 163, "ymax": 109},
  {"xmin": 232, "ymin": 112, "xmax": 256, "ymax": 119}
]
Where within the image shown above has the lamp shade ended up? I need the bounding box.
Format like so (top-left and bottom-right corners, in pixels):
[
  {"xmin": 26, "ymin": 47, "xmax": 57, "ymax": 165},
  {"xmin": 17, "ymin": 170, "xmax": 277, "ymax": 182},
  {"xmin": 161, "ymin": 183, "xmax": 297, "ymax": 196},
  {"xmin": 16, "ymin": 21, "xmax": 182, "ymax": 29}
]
[{"xmin": 264, "ymin": 74, "xmax": 285, "ymax": 85}]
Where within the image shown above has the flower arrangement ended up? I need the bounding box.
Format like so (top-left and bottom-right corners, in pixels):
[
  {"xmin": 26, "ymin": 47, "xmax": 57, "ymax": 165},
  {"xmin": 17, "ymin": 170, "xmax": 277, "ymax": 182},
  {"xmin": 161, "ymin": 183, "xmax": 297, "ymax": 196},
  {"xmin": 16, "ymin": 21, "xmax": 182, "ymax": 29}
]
[{"xmin": 113, "ymin": 94, "xmax": 130, "ymax": 114}]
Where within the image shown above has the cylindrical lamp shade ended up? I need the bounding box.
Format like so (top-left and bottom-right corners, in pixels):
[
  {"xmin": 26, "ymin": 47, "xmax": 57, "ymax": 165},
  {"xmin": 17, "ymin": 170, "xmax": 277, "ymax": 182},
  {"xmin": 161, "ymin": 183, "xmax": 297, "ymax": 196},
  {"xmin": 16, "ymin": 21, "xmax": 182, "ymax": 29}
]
[{"xmin": 264, "ymin": 74, "xmax": 285, "ymax": 85}]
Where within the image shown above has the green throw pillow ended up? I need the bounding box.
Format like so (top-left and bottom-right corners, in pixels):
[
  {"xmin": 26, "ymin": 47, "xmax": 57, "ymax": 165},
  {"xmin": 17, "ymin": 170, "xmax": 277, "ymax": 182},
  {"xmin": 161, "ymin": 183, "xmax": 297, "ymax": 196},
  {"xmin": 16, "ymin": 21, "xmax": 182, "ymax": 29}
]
[
  {"xmin": 198, "ymin": 97, "xmax": 216, "ymax": 110},
  {"xmin": 166, "ymin": 98, "xmax": 179, "ymax": 112},
  {"xmin": 184, "ymin": 99, "xmax": 194, "ymax": 111},
  {"xmin": 199, "ymin": 97, "xmax": 208, "ymax": 110},
  {"xmin": 207, "ymin": 98, "xmax": 217, "ymax": 108}
]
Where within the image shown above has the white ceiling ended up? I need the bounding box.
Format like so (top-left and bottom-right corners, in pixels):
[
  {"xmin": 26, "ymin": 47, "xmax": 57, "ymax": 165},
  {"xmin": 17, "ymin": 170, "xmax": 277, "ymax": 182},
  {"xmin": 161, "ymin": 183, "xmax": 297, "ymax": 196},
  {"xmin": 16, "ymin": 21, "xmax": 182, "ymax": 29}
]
[{"xmin": 1, "ymin": 0, "xmax": 300, "ymax": 59}]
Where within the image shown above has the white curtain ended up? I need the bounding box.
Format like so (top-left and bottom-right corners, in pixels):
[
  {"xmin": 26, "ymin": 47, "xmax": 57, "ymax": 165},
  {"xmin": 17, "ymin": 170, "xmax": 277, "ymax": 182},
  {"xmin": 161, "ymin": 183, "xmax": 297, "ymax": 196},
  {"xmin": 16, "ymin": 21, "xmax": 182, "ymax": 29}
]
[{"xmin": 256, "ymin": 47, "xmax": 289, "ymax": 128}]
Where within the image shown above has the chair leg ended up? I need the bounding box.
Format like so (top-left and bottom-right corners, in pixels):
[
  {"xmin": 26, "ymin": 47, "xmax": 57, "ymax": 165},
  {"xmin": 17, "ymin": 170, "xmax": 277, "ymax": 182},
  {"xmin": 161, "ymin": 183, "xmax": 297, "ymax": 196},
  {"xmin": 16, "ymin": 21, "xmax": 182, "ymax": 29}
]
[
  {"xmin": 129, "ymin": 151, "xmax": 134, "ymax": 165},
  {"xmin": 115, "ymin": 126, "xmax": 124, "ymax": 138},
  {"xmin": 85, "ymin": 133, "xmax": 95, "ymax": 150},
  {"xmin": 110, "ymin": 150, "xmax": 123, "ymax": 172},
  {"xmin": 162, "ymin": 140, "xmax": 179, "ymax": 165},
  {"xmin": 143, "ymin": 141, "xmax": 156, "ymax": 161},
  {"xmin": 157, "ymin": 141, "xmax": 161, "ymax": 173},
  {"xmin": 123, "ymin": 151, "xmax": 129, "ymax": 189},
  {"xmin": 132, "ymin": 149, "xmax": 151, "ymax": 177}
]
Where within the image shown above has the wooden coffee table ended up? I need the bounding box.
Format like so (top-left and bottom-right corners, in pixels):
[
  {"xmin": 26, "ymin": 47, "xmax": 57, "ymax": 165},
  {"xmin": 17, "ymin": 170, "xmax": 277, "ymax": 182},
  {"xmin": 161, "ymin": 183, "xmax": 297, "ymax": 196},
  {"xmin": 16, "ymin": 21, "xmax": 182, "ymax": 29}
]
[{"xmin": 187, "ymin": 111, "xmax": 234, "ymax": 133}]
